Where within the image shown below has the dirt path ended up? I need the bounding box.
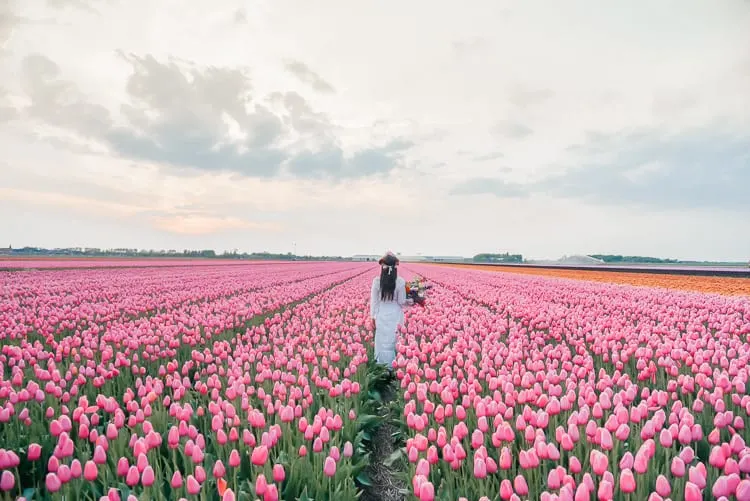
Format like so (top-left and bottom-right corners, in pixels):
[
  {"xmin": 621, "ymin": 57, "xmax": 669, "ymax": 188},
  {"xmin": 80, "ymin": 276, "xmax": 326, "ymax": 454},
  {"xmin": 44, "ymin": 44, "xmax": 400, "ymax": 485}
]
[{"xmin": 361, "ymin": 375, "xmax": 406, "ymax": 501}]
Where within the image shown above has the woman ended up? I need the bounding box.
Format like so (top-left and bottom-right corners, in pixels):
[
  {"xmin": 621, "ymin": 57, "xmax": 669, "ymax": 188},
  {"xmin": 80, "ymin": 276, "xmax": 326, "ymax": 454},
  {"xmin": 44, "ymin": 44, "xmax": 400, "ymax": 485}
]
[{"xmin": 370, "ymin": 251, "xmax": 407, "ymax": 368}]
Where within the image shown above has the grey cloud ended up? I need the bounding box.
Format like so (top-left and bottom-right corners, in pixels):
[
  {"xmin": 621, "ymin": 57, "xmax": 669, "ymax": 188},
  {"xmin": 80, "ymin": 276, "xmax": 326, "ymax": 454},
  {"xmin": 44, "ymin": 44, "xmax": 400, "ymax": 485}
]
[
  {"xmin": 106, "ymin": 53, "xmax": 289, "ymax": 176},
  {"xmin": 449, "ymin": 177, "xmax": 529, "ymax": 198},
  {"xmin": 270, "ymin": 90, "xmax": 333, "ymax": 138},
  {"xmin": 538, "ymin": 126, "xmax": 750, "ymax": 211},
  {"xmin": 287, "ymin": 139, "xmax": 413, "ymax": 180},
  {"xmin": 651, "ymin": 90, "xmax": 699, "ymax": 118},
  {"xmin": 507, "ymin": 85, "xmax": 553, "ymax": 108},
  {"xmin": 0, "ymin": 87, "xmax": 17, "ymax": 121},
  {"xmin": 0, "ymin": 2, "xmax": 19, "ymax": 50},
  {"xmin": 234, "ymin": 9, "xmax": 247, "ymax": 24},
  {"xmin": 492, "ymin": 121, "xmax": 533, "ymax": 139},
  {"xmin": 284, "ymin": 60, "xmax": 335, "ymax": 94},
  {"xmin": 20, "ymin": 54, "xmax": 112, "ymax": 135},
  {"xmin": 18, "ymin": 53, "xmax": 410, "ymax": 179},
  {"xmin": 0, "ymin": 102, "xmax": 17, "ymax": 122},
  {"xmin": 454, "ymin": 126, "xmax": 750, "ymax": 211},
  {"xmin": 452, "ymin": 38, "xmax": 488, "ymax": 56},
  {"xmin": 473, "ymin": 152, "xmax": 505, "ymax": 162},
  {"xmin": 45, "ymin": 0, "xmax": 107, "ymax": 14}
]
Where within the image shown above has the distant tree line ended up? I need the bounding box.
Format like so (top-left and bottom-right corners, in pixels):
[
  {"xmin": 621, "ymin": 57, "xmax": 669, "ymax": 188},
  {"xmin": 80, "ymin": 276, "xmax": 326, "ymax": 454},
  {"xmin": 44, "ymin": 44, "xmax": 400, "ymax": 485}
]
[
  {"xmin": 1, "ymin": 247, "xmax": 344, "ymax": 261},
  {"xmin": 589, "ymin": 254, "xmax": 679, "ymax": 264},
  {"xmin": 472, "ymin": 253, "xmax": 523, "ymax": 263}
]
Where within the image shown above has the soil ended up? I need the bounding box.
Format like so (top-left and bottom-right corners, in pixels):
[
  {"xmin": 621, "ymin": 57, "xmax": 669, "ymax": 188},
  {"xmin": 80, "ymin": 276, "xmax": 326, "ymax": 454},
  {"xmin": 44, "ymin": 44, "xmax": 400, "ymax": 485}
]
[{"xmin": 360, "ymin": 376, "xmax": 406, "ymax": 501}]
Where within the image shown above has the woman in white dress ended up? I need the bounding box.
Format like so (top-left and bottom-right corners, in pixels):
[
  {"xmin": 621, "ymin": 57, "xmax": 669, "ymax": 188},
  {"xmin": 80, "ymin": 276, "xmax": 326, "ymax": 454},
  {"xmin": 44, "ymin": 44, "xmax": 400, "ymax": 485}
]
[{"xmin": 369, "ymin": 251, "xmax": 407, "ymax": 368}]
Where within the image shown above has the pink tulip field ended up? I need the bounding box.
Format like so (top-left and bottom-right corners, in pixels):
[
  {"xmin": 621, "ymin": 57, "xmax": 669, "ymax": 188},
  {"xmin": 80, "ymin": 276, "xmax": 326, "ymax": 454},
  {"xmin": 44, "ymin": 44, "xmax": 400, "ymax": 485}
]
[{"xmin": 1, "ymin": 261, "xmax": 750, "ymax": 501}]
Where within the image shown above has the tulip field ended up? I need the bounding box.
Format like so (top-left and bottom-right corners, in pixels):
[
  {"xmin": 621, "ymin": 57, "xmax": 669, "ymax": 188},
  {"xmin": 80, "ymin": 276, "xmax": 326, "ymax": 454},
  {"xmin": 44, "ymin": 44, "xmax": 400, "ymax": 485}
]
[{"xmin": 1, "ymin": 261, "xmax": 750, "ymax": 501}]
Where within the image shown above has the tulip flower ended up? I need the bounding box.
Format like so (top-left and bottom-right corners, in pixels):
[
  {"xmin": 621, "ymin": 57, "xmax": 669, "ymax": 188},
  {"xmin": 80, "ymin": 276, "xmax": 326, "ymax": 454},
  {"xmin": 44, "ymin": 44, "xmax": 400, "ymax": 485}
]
[
  {"xmin": 0, "ymin": 471, "xmax": 15, "ymax": 492},
  {"xmin": 323, "ymin": 457, "xmax": 336, "ymax": 477}
]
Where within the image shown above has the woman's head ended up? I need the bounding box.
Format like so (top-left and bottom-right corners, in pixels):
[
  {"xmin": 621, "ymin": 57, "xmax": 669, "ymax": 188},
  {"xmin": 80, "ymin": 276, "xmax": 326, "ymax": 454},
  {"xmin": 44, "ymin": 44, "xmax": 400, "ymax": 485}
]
[{"xmin": 379, "ymin": 251, "xmax": 399, "ymax": 301}]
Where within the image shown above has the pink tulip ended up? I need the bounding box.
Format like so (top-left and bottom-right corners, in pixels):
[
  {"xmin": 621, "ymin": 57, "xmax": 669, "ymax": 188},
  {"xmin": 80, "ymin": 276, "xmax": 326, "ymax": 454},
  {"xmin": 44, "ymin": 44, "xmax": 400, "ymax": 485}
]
[
  {"xmin": 619, "ymin": 468, "xmax": 635, "ymax": 494},
  {"xmin": 418, "ymin": 481, "xmax": 435, "ymax": 501},
  {"xmin": 655, "ymin": 474, "xmax": 671, "ymax": 497},
  {"xmin": 213, "ymin": 460, "xmax": 226, "ymax": 478},
  {"xmin": 514, "ymin": 475, "xmax": 529, "ymax": 496},
  {"xmin": 574, "ymin": 483, "xmax": 589, "ymax": 501},
  {"xmin": 186, "ymin": 475, "xmax": 201, "ymax": 495},
  {"xmin": 597, "ymin": 480, "xmax": 613, "ymax": 501},
  {"xmin": 736, "ymin": 480, "xmax": 750, "ymax": 501},
  {"xmin": 323, "ymin": 456, "xmax": 336, "ymax": 477},
  {"xmin": 671, "ymin": 457, "xmax": 686, "ymax": 477},
  {"xmin": 171, "ymin": 471, "xmax": 183, "ymax": 488},
  {"xmin": 83, "ymin": 461, "xmax": 98, "ymax": 481},
  {"xmin": 251, "ymin": 446, "xmax": 268, "ymax": 466},
  {"xmin": 0, "ymin": 471, "xmax": 14, "ymax": 492},
  {"xmin": 117, "ymin": 457, "xmax": 129, "ymax": 477},
  {"xmin": 684, "ymin": 482, "xmax": 702, "ymax": 501},
  {"xmin": 500, "ymin": 479, "xmax": 513, "ymax": 500},
  {"xmin": 273, "ymin": 464, "xmax": 285, "ymax": 483},
  {"xmin": 590, "ymin": 450, "xmax": 608, "ymax": 476},
  {"xmin": 255, "ymin": 474, "xmax": 268, "ymax": 495},
  {"xmin": 142, "ymin": 466, "xmax": 155, "ymax": 487},
  {"xmin": 45, "ymin": 473, "xmax": 62, "ymax": 493},
  {"xmin": 126, "ymin": 466, "xmax": 139, "ymax": 487},
  {"xmin": 27, "ymin": 443, "xmax": 42, "ymax": 461}
]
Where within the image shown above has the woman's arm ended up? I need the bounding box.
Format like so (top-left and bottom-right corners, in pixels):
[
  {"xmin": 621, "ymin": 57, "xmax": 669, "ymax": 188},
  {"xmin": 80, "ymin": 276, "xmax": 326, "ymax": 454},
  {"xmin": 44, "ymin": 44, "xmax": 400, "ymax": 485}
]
[
  {"xmin": 396, "ymin": 278, "xmax": 407, "ymax": 307},
  {"xmin": 370, "ymin": 278, "xmax": 380, "ymax": 320}
]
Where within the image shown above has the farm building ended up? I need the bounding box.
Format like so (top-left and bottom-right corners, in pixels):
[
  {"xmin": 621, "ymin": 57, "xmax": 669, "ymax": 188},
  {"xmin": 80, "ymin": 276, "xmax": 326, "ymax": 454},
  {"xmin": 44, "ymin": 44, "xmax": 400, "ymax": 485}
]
[
  {"xmin": 350, "ymin": 255, "xmax": 381, "ymax": 262},
  {"xmin": 557, "ymin": 255, "xmax": 605, "ymax": 265}
]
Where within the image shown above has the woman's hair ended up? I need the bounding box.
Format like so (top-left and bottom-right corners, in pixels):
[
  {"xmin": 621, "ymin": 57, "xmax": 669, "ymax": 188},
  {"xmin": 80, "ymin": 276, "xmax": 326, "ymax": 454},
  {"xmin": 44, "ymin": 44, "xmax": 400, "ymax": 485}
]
[{"xmin": 379, "ymin": 253, "xmax": 398, "ymax": 301}]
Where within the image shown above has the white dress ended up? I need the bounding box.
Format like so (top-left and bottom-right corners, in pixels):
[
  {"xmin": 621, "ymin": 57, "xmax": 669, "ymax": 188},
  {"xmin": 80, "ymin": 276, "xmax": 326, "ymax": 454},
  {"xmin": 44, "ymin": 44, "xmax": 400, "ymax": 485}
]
[{"xmin": 370, "ymin": 275, "xmax": 406, "ymax": 367}]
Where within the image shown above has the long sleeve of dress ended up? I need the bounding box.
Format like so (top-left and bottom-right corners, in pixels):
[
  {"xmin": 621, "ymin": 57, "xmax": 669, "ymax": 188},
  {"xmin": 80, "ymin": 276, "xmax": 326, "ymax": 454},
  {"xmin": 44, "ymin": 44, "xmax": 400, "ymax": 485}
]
[
  {"xmin": 370, "ymin": 278, "xmax": 380, "ymax": 319},
  {"xmin": 395, "ymin": 279, "xmax": 406, "ymax": 307}
]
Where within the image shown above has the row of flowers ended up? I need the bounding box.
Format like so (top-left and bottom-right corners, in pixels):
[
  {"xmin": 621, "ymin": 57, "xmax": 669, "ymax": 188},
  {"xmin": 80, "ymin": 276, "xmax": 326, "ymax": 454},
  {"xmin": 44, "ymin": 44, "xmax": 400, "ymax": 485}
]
[
  {"xmin": 389, "ymin": 264, "xmax": 750, "ymax": 500},
  {"xmin": 0, "ymin": 263, "xmax": 384, "ymax": 500}
]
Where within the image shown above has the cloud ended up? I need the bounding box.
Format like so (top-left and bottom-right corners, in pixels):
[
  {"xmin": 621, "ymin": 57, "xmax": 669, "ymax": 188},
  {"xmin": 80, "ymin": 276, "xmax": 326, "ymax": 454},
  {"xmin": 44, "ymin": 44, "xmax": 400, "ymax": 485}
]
[
  {"xmin": 288, "ymin": 138, "xmax": 413, "ymax": 180},
  {"xmin": 17, "ymin": 53, "xmax": 410, "ymax": 180},
  {"xmin": 537, "ymin": 125, "xmax": 750, "ymax": 211},
  {"xmin": 0, "ymin": 186, "xmax": 147, "ymax": 217},
  {"xmin": 149, "ymin": 213, "xmax": 281, "ymax": 235},
  {"xmin": 233, "ymin": 9, "xmax": 247, "ymax": 24},
  {"xmin": 0, "ymin": 2, "xmax": 19, "ymax": 51},
  {"xmin": 449, "ymin": 177, "xmax": 529, "ymax": 199},
  {"xmin": 455, "ymin": 125, "xmax": 750, "ymax": 211},
  {"xmin": 472, "ymin": 152, "xmax": 505, "ymax": 162},
  {"xmin": 44, "ymin": 0, "xmax": 103, "ymax": 12},
  {"xmin": 283, "ymin": 60, "xmax": 335, "ymax": 94},
  {"xmin": 491, "ymin": 121, "xmax": 533, "ymax": 139},
  {"xmin": 452, "ymin": 37, "xmax": 488, "ymax": 57},
  {"xmin": 507, "ymin": 85, "xmax": 554, "ymax": 108},
  {"xmin": 21, "ymin": 54, "xmax": 113, "ymax": 136},
  {"xmin": 0, "ymin": 89, "xmax": 17, "ymax": 122}
]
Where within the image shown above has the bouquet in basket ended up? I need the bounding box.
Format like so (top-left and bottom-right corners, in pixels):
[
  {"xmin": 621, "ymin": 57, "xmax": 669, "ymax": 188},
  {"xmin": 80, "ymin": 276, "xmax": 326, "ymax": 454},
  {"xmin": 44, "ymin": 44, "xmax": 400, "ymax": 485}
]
[{"xmin": 405, "ymin": 276, "xmax": 432, "ymax": 307}]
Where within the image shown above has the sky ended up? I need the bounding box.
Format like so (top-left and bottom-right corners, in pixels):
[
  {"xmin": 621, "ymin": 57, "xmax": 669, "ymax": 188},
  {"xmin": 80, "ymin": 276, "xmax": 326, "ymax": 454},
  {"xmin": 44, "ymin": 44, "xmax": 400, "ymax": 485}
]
[{"xmin": 1, "ymin": 0, "xmax": 749, "ymax": 261}]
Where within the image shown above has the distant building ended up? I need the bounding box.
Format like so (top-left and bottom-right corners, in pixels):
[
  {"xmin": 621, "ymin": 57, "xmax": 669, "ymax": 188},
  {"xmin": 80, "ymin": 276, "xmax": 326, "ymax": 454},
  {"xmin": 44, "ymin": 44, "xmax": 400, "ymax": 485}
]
[
  {"xmin": 428, "ymin": 256, "xmax": 466, "ymax": 262},
  {"xmin": 350, "ymin": 254, "xmax": 467, "ymax": 263},
  {"xmin": 351, "ymin": 254, "xmax": 380, "ymax": 262},
  {"xmin": 557, "ymin": 255, "xmax": 605, "ymax": 265},
  {"xmin": 396, "ymin": 255, "xmax": 428, "ymax": 262}
]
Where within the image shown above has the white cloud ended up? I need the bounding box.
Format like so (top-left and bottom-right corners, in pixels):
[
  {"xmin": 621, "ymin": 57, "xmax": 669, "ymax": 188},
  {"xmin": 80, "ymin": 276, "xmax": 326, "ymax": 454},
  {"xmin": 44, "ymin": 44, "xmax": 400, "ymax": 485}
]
[{"xmin": 1, "ymin": 0, "xmax": 749, "ymax": 260}]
